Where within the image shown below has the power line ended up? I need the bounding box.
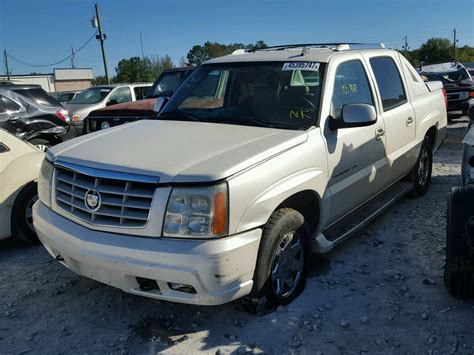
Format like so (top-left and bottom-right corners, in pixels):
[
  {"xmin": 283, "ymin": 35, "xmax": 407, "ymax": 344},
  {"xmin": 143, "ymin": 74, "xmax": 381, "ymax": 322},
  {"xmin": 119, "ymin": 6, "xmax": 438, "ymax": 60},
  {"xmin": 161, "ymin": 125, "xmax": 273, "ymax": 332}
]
[{"xmin": 7, "ymin": 31, "xmax": 98, "ymax": 68}]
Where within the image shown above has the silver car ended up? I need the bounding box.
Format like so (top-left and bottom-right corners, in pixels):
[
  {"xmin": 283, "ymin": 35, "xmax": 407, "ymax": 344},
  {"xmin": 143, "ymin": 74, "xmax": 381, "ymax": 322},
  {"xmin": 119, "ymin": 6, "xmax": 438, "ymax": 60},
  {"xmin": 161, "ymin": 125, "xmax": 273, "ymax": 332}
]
[{"xmin": 65, "ymin": 83, "xmax": 152, "ymax": 135}]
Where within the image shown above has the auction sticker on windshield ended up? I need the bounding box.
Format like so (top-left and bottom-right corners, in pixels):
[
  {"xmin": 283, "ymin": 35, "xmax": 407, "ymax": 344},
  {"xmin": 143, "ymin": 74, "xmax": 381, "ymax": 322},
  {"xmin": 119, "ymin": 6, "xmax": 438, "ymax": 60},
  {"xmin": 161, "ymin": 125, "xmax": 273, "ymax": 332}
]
[{"xmin": 282, "ymin": 62, "xmax": 320, "ymax": 71}]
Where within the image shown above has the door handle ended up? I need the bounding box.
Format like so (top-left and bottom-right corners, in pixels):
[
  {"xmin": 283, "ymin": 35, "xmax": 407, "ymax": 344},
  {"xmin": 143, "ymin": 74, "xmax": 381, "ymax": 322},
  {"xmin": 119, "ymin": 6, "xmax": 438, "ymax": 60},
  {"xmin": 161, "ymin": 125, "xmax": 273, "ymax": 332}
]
[
  {"xmin": 375, "ymin": 128, "xmax": 385, "ymax": 140},
  {"xmin": 406, "ymin": 116, "xmax": 414, "ymax": 126}
]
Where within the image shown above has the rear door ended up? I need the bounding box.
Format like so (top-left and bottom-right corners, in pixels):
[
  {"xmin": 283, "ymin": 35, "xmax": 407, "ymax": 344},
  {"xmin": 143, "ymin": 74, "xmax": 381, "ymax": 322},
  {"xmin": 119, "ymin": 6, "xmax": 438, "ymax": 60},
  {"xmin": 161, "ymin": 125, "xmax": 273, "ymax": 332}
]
[{"xmin": 365, "ymin": 55, "xmax": 416, "ymax": 182}]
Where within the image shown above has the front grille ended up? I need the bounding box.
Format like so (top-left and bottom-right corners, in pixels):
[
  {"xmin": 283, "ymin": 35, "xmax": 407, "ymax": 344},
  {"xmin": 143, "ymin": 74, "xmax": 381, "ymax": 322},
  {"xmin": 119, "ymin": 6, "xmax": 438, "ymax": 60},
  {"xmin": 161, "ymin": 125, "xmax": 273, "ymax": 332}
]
[{"xmin": 55, "ymin": 165, "xmax": 156, "ymax": 228}]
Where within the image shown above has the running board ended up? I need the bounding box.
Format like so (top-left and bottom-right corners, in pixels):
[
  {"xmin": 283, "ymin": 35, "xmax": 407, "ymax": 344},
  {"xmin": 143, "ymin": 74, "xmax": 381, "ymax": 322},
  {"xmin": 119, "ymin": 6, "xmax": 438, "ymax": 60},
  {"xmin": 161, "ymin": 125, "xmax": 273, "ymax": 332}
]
[{"xmin": 313, "ymin": 181, "xmax": 413, "ymax": 254}]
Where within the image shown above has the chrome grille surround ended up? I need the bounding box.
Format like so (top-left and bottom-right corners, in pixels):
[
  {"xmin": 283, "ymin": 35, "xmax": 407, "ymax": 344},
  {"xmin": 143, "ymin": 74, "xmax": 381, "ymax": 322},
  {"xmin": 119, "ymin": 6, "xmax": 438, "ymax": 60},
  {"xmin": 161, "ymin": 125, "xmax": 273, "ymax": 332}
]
[{"xmin": 54, "ymin": 161, "xmax": 159, "ymax": 228}]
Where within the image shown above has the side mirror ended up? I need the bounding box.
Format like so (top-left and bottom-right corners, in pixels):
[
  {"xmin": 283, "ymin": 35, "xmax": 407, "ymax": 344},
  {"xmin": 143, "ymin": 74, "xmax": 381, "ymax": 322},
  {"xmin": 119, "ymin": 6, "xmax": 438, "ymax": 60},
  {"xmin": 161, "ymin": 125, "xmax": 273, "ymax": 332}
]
[
  {"xmin": 106, "ymin": 99, "xmax": 118, "ymax": 106},
  {"xmin": 154, "ymin": 96, "xmax": 169, "ymax": 115},
  {"xmin": 329, "ymin": 103, "xmax": 377, "ymax": 130}
]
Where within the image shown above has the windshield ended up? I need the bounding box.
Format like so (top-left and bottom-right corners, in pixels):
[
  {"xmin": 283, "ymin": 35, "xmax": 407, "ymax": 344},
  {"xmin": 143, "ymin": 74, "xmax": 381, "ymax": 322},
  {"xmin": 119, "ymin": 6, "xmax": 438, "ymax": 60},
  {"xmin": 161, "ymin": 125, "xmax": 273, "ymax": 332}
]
[
  {"xmin": 148, "ymin": 69, "xmax": 194, "ymax": 98},
  {"xmin": 160, "ymin": 62, "xmax": 324, "ymax": 130},
  {"xmin": 70, "ymin": 87, "xmax": 112, "ymax": 104}
]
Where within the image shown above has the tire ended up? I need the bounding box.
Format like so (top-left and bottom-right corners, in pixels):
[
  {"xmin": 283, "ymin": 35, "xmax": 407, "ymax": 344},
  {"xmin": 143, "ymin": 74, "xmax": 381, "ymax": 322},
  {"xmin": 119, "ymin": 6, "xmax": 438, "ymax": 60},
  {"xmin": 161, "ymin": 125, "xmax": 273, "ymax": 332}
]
[
  {"xmin": 444, "ymin": 186, "xmax": 474, "ymax": 298},
  {"xmin": 407, "ymin": 135, "xmax": 433, "ymax": 197},
  {"xmin": 250, "ymin": 208, "xmax": 311, "ymax": 307},
  {"xmin": 29, "ymin": 138, "xmax": 52, "ymax": 152},
  {"xmin": 11, "ymin": 182, "xmax": 39, "ymax": 244}
]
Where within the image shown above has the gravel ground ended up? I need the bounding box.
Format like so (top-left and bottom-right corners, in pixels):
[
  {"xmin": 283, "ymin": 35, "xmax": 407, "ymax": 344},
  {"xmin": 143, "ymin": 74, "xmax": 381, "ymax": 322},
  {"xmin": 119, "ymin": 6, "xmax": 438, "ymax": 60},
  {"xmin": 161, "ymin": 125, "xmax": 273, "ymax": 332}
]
[{"xmin": 1, "ymin": 117, "xmax": 473, "ymax": 355}]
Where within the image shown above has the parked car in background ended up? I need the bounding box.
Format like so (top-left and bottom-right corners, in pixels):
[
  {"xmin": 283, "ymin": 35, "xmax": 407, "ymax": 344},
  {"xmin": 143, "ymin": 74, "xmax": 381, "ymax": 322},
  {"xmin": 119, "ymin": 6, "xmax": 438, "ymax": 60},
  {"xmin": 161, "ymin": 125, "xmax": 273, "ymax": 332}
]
[
  {"xmin": 0, "ymin": 84, "xmax": 76, "ymax": 151},
  {"xmin": 34, "ymin": 43, "xmax": 447, "ymax": 306},
  {"xmin": 0, "ymin": 129, "xmax": 44, "ymax": 243},
  {"xmin": 65, "ymin": 83, "xmax": 152, "ymax": 135},
  {"xmin": 83, "ymin": 67, "xmax": 195, "ymax": 133},
  {"xmin": 420, "ymin": 60, "xmax": 474, "ymax": 115},
  {"xmin": 55, "ymin": 91, "xmax": 81, "ymax": 104},
  {"xmin": 445, "ymin": 108, "xmax": 474, "ymax": 297}
]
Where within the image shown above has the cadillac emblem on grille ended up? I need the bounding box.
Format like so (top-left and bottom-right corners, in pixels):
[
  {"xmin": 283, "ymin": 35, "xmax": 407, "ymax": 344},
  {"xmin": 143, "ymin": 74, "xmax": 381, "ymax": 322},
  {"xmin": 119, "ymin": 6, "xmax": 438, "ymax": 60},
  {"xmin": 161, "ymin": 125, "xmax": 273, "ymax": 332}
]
[{"xmin": 85, "ymin": 189, "xmax": 101, "ymax": 212}]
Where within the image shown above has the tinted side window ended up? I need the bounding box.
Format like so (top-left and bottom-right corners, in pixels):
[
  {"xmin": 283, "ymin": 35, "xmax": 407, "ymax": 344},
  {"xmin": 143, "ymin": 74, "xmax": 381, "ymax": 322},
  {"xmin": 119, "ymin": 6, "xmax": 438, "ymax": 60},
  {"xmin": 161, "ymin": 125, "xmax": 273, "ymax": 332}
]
[
  {"xmin": 332, "ymin": 60, "xmax": 374, "ymax": 118},
  {"xmin": 369, "ymin": 57, "xmax": 407, "ymax": 111},
  {"xmin": 108, "ymin": 87, "xmax": 132, "ymax": 104},
  {"xmin": 13, "ymin": 88, "xmax": 60, "ymax": 107},
  {"xmin": 4, "ymin": 97, "xmax": 21, "ymax": 112},
  {"xmin": 0, "ymin": 96, "xmax": 5, "ymax": 113},
  {"xmin": 134, "ymin": 86, "xmax": 150, "ymax": 100}
]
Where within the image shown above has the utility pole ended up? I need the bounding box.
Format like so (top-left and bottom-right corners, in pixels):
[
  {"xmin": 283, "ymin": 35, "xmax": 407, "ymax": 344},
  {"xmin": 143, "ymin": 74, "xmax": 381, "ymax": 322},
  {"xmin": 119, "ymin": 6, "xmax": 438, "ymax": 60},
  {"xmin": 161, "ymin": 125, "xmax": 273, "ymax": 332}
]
[
  {"xmin": 93, "ymin": 3, "xmax": 110, "ymax": 84},
  {"xmin": 402, "ymin": 36, "xmax": 409, "ymax": 54},
  {"xmin": 139, "ymin": 31, "xmax": 145, "ymax": 59},
  {"xmin": 3, "ymin": 50, "xmax": 10, "ymax": 80},
  {"xmin": 71, "ymin": 46, "xmax": 76, "ymax": 69},
  {"xmin": 453, "ymin": 28, "xmax": 458, "ymax": 58}
]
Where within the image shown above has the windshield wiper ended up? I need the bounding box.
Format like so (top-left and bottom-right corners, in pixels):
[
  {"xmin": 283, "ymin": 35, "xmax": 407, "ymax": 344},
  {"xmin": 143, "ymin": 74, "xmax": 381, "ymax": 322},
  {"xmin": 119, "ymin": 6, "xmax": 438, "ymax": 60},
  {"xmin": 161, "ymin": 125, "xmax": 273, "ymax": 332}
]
[
  {"xmin": 158, "ymin": 111, "xmax": 201, "ymax": 122},
  {"xmin": 215, "ymin": 116, "xmax": 297, "ymax": 129}
]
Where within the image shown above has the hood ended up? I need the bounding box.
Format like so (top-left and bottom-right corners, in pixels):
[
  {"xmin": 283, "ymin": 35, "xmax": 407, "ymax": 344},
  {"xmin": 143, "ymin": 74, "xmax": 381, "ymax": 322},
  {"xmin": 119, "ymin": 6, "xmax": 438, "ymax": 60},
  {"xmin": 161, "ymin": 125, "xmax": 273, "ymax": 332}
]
[
  {"xmin": 48, "ymin": 120, "xmax": 308, "ymax": 183},
  {"xmin": 87, "ymin": 99, "xmax": 156, "ymax": 119}
]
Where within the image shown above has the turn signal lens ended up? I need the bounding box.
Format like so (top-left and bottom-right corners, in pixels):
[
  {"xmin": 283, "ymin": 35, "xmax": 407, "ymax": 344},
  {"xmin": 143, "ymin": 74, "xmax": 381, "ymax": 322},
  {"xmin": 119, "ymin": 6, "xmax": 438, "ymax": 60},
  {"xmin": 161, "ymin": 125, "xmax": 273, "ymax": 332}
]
[{"xmin": 213, "ymin": 191, "xmax": 227, "ymax": 235}]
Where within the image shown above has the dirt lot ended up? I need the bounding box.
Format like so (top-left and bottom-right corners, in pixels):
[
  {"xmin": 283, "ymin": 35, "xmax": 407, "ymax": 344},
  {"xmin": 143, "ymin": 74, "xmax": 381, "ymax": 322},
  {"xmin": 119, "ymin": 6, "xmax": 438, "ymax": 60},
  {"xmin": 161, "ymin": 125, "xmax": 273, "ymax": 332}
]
[{"xmin": 1, "ymin": 117, "xmax": 473, "ymax": 355}]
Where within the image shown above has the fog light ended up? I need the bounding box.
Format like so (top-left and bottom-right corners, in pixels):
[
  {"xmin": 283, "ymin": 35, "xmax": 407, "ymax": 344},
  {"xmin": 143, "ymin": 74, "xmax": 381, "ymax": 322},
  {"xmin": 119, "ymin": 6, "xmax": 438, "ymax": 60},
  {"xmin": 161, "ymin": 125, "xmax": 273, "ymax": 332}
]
[
  {"xmin": 168, "ymin": 283, "xmax": 197, "ymax": 294},
  {"xmin": 136, "ymin": 277, "xmax": 159, "ymax": 291}
]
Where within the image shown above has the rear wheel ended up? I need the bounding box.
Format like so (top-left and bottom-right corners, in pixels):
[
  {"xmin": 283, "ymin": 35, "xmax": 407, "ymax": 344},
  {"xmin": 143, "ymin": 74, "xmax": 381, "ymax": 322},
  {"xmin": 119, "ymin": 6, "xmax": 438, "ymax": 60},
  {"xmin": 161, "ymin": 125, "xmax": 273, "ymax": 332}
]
[
  {"xmin": 29, "ymin": 138, "xmax": 52, "ymax": 152},
  {"xmin": 444, "ymin": 186, "xmax": 474, "ymax": 298},
  {"xmin": 11, "ymin": 182, "xmax": 39, "ymax": 244},
  {"xmin": 407, "ymin": 135, "xmax": 433, "ymax": 197},
  {"xmin": 251, "ymin": 208, "xmax": 311, "ymax": 307}
]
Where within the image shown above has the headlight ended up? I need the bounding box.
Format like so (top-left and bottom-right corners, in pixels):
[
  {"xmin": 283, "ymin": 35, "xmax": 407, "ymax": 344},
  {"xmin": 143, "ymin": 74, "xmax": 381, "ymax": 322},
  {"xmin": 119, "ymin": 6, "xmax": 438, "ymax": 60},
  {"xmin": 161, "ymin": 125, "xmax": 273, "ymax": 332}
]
[
  {"xmin": 163, "ymin": 183, "xmax": 228, "ymax": 238},
  {"xmin": 38, "ymin": 158, "xmax": 54, "ymax": 207}
]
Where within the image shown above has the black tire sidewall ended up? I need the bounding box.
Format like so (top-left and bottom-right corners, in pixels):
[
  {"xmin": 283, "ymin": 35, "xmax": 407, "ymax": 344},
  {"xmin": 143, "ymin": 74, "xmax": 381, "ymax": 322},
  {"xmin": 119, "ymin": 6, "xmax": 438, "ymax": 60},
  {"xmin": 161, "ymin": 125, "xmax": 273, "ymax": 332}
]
[
  {"xmin": 410, "ymin": 136, "xmax": 433, "ymax": 197},
  {"xmin": 12, "ymin": 182, "xmax": 39, "ymax": 244},
  {"xmin": 445, "ymin": 186, "xmax": 474, "ymax": 296},
  {"xmin": 251, "ymin": 208, "xmax": 311, "ymax": 306}
]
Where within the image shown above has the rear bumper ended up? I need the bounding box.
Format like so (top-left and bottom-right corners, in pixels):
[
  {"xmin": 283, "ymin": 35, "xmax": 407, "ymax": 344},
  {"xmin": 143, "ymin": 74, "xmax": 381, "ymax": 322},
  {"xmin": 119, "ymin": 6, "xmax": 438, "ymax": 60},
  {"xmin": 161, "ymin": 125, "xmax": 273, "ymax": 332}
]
[{"xmin": 33, "ymin": 201, "xmax": 261, "ymax": 305}]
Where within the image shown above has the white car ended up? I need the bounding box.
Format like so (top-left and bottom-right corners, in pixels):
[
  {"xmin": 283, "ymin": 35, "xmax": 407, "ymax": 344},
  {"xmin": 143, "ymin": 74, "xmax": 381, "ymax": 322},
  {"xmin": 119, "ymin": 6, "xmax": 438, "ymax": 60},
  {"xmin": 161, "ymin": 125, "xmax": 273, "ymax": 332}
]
[
  {"xmin": 34, "ymin": 43, "xmax": 447, "ymax": 306},
  {"xmin": 0, "ymin": 129, "xmax": 43, "ymax": 242}
]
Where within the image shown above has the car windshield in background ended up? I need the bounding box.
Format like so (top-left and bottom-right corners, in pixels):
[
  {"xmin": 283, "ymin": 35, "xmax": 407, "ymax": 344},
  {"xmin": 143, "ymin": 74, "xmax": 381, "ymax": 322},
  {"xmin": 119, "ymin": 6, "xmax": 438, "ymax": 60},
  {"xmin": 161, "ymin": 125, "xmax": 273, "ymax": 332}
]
[
  {"xmin": 13, "ymin": 88, "xmax": 61, "ymax": 107},
  {"xmin": 160, "ymin": 62, "xmax": 324, "ymax": 130},
  {"xmin": 148, "ymin": 70, "xmax": 193, "ymax": 98},
  {"xmin": 70, "ymin": 87, "xmax": 112, "ymax": 104}
]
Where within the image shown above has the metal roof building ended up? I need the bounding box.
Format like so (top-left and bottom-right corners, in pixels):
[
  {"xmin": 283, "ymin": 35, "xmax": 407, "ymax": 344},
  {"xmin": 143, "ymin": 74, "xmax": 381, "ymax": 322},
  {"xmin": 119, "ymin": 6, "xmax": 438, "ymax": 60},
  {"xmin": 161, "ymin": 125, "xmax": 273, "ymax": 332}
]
[{"xmin": 0, "ymin": 68, "xmax": 93, "ymax": 93}]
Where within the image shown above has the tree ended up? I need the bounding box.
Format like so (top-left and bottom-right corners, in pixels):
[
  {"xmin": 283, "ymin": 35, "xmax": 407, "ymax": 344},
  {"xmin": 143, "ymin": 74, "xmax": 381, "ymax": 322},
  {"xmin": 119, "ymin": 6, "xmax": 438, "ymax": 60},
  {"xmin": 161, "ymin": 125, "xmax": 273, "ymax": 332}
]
[
  {"xmin": 115, "ymin": 56, "xmax": 154, "ymax": 83},
  {"xmin": 149, "ymin": 55, "xmax": 175, "ymax": 79},
  {"xmin": 186, "ymin": 41, "xmax": 268, "ymax": 65},
  {"xmin": 418, "ymin": 38, "xmax": 452, "ymax": 63},
  {"xmin": 91, "ymin": 75, "xmax": 110, "ymax": 85}
]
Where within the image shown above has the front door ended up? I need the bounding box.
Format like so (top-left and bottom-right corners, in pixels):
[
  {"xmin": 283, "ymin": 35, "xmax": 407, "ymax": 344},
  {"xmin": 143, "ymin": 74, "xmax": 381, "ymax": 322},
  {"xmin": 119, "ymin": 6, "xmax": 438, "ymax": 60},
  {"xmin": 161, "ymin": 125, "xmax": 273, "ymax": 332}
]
[{"xmin": 323, "ymin": 58, "xmax": 388, "ymax": 223}]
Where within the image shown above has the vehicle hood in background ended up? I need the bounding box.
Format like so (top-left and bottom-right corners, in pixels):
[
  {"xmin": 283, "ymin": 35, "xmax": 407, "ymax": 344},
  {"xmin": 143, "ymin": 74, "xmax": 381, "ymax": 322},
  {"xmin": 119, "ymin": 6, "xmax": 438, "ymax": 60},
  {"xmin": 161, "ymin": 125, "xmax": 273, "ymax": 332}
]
[
  {"xmin": 87, "ymin": 99, "xmax": 157, "ymax": 120},
  {"xmin": 48, "ymin": 120, "xmax": 308, "ymax": 183},
  {"xmin": 65, "ymin": 103, "xmax": 104, "ymax": 121}
]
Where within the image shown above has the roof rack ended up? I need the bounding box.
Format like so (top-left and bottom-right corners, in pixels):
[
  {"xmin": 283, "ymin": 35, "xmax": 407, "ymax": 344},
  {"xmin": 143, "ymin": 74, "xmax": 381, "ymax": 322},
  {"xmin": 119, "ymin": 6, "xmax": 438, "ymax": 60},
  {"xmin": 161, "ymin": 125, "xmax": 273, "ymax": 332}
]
[{"xmin": 247, "ymin": 43, "xmax": 385, "ymax": 53}]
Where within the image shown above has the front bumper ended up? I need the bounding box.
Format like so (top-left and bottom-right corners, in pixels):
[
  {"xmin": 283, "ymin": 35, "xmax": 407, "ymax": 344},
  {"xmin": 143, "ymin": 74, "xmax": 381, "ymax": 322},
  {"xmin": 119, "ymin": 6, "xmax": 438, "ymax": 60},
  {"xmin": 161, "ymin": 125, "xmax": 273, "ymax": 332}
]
[
  {"xmin": 33, "ymin": 201, "xmax": 261, "ymax": 305},
  {"xmin": 71, "ymin": 121, "xmax": 84, "ymax": 136},
  {"xmin": 447, "ymin": 98, "xmax": 473, "ymax": 113}
]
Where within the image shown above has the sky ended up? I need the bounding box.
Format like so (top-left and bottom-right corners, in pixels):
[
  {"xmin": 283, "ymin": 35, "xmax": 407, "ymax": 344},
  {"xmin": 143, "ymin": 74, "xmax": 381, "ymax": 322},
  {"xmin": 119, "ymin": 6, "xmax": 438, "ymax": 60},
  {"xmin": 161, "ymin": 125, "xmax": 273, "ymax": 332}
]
[{"xmin": 0, "ymin": 0, "xmax": 473, "ymax": 77}]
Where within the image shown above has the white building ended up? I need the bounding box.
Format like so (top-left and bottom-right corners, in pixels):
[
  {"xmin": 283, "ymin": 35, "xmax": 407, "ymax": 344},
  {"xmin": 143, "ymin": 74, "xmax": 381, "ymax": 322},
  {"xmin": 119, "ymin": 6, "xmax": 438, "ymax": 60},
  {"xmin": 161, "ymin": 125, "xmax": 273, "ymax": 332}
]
[{"xmin": 0, "ymin": 68, "xmax": 94, "ymax": 93}]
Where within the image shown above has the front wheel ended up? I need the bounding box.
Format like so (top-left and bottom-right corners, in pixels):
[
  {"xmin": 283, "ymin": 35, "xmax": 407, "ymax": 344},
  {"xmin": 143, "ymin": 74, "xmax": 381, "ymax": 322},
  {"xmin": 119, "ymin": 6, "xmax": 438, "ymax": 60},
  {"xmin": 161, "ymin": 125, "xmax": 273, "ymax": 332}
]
[
  {"xmin": 251, "ymin": 208, "xmax": 311, "ymax": 307},
  {"xmin": 11, "ymin": 182, "xmax": 39, "ymax": 244},
  {"xmin": 29, "ymin": 138, "xmax": 52, "ymax": 152},
  {"xmin": 408, "ymin": 135, "xmax": 433, "ymax": 197}
]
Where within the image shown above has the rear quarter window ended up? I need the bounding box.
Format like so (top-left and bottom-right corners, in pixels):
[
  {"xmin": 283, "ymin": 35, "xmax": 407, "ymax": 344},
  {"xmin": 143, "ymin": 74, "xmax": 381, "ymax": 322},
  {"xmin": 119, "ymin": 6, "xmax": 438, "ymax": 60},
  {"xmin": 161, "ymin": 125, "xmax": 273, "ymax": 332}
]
[
  {"xmin": 369, "ymin": 56, "xmax": 407, "ymax": 111},
  {"xmin": 13, "ymin": 88, "xmax": 61, "ymax": 108}
]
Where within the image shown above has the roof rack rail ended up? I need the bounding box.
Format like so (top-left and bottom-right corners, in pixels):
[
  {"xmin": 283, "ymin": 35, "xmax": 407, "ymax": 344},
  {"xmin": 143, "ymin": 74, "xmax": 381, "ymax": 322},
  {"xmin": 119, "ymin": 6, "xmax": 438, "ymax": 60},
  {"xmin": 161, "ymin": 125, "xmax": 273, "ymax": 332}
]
[{"xmin": 248, "ymin": 43, "xmax": 385, "ymax": 52}]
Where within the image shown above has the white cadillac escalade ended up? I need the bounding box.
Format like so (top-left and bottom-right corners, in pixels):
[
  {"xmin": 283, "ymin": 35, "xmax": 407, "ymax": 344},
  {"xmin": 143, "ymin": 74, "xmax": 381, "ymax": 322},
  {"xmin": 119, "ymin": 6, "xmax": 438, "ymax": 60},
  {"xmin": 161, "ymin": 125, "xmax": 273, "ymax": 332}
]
[{"xmin": 33, "ymin": 43, "xmax": 447, "ymax": 306}]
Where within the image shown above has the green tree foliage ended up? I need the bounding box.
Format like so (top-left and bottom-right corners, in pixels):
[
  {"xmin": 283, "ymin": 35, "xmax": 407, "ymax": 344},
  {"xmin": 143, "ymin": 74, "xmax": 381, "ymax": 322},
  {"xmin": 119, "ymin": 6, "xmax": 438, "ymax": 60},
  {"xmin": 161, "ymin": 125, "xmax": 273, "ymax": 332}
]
[
  {"xmin": 400, "ymin": 38, "xmax": 473, "ymax": 68},
  {"xmin": 113, "ymin": 55, "xmax": 175, "ymax": 83},
  {"xmin": 91, "ymin": 75, "xmax": 110, "ymax": 85},
  {"xmin": 186, "ymin": 41, "xmax": 268, "ymax": 65},
  {"xmin": 418, "ymin": 38, "xmax": 453, "ymax": 62}
]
